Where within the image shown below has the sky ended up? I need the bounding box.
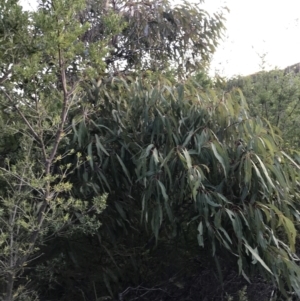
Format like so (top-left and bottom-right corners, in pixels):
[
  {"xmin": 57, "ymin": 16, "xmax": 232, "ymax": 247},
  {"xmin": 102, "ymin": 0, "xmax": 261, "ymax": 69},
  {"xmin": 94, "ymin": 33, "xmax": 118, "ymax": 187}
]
[
  {"xmin": 20, "ymin": 0, "xmax": 300, "ymax": 78},
  {"xmin": 202, "ymin": 0, "xmax": 300, "ymax": 77}
]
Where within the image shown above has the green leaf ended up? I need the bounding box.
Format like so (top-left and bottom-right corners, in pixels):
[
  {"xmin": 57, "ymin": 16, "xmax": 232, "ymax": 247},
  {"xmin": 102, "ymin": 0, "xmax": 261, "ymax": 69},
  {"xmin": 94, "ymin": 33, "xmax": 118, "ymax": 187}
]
[
  {"xmin": 263, "ymin": 135, "xmax": 275, "ymax": 157},
  {"xmin": 253, "ymin": 154, "xmax": 275, "ymax": 190},
  {"xmin": 211, "ymin": 142, "xmax": 227, "ymax": 177},
  {"xmin": 251, "ymin": 160, "xmax": 269, "ymax": 193},
  {"xmin": 182, "ymin": 129, "xmax": 194, "ymax": 147},
  {"xmin": 95, "ymin": 134, "xmax": 109, "ymax": 156},
  {"xmin": 97, "ymin": 171, "xmax": 111, "ymax": 191},
  {"xmin": 282, "ymin": 151, "xmax": 300, "ymax": 170},
  {"xmin": 144, "ymin": 144, "xmax": 154, "ymax": 157},
  {"xmin": 214, "ymin": 210, "xmax": 222, "ymax": 229},
  {"xmin": 219, "ymin": 227, "xmax": 232, "ymax": 244},
  {"xmin": 151, "ymin": 206, "xmax": 162, "ymax": 240},
  {"xmin": 262, "ymin": 117, "xmax": 276, "ymax": 141},
  {"xmin": 241, "ymin": 269, "xmax": 251, "ymax": 283},
  {"xmin": 268, "ymin": 204, "xmax": 297, "ymax": 253},
  {"xmin": 225, "ymin": 209, "xmax": 242, "ymax": 240},
  {"xmin": 204, "ymin": 194, "xmax": 221, "ymax": 208},
  {"xmin": 157, "ymin": 180, "xmax": 168, "ymax": 201},
  {"xmin": 237, "ymin": 257, "xmax": 243, "ymax": 274},
  {"xmin": 114, "ymin": 202, "xmax": 127, "ymax": 220},
  {"xmin": 197, "ymin": 221, "xmax": 204, "ymax": 247},
  {"xmin": 269, "ymin": 164, "xmax": 287, "ymax": 193},
  {"xmin": 215, "ymin": 193, "xmax": 232, "ymax": 204},
  {"xmin": 164, "ymin": 198, "xmax": 173, "ymax": 222},
  {"xmin": 87, "ymin": 142, "xmax": 93, "ymax": 169},
  {"xmin": 116, "ymin": 154, "xmax": 132, "ymax": 184},
  {"xmin": 282, "ymin": 217, "xmax": 297, "ymax": 253},
  {"xmin": 152, "ymin": 147, "xmax": 160, "ymax": 164},
  {"xmin": 243, "ymin": 239, "xmax": 273, "ymax": 275},
  {"xmin": 78, "ymin": 121, "xmax": 87, "ymax": 148},
  {"xmin": 182, "ymin": 148, "xmax": 192, "ymax": 169},
  {"xmin": 244, "ymin": 154, "xmax": 252, "ymax": 184}
]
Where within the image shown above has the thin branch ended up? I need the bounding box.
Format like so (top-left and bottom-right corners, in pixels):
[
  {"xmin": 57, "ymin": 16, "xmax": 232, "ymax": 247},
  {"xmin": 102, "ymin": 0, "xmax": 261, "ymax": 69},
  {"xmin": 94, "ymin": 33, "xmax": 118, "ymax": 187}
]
[
  {"xmin": 34, "ymin": 80, "xmax": 47, "ymax": 161},
  {"xmin": 1, "ymin": 90, "xmax": 41, "ymax": 143},
  {"xmin": 46, "ymin": 31, "xmax": 69, "ymax": 173},
  {"xmin": 0, "ymin": 167, "xmax": 44, "ymax": 196}
]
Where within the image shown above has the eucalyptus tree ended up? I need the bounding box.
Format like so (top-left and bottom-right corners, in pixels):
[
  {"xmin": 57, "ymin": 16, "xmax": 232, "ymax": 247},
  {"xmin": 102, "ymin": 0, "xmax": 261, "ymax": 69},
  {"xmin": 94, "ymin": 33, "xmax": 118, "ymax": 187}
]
[
  {"xmin": 65, "ymin": 75, "xmax": 300, "ymax": 299},
  {"xmin": 77, "ymin": 0, "xmax": 227, "ymax": 77}
]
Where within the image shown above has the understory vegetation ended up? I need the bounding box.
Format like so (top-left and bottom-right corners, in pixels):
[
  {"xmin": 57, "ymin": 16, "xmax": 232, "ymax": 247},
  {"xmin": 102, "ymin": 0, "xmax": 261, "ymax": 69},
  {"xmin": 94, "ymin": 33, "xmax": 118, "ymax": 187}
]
[{"xmin": 1, "ymin": 1, "xmax": 300, "ymax": 300}]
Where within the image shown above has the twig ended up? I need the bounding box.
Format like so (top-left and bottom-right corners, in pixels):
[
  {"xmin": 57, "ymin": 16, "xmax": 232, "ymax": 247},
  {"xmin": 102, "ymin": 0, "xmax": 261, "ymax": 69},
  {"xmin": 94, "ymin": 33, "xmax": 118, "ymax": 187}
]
[{"xmin": 1, "ymin": 90, "xmax": 41, "ymax": 143}]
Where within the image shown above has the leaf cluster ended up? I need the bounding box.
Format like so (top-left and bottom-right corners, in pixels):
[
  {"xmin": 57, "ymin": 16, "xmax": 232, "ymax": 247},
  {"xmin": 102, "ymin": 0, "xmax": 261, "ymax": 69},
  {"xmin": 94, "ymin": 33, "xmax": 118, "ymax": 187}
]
[
  {"xmin": 64, "ymin": 76, "xmax": 300, "ymax": 297},
  {"xmin": 78, "ymin": 0, "xmax": 227, "ymax": 76},
  {"xmin": 227, "ymin": 68, "xmax": 300, "ymax": 148}
]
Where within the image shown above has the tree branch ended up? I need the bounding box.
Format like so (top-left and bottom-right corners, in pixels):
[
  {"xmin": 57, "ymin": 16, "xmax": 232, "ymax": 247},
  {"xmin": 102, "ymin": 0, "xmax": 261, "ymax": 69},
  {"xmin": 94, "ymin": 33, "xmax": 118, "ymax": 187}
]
[
  {"xmin": 46, "ymin": 28, "xmax": 69, "ymax": 174},
  {"xmin": 1, "ymin": 90, "xmax": 41, "ymax": 144}
]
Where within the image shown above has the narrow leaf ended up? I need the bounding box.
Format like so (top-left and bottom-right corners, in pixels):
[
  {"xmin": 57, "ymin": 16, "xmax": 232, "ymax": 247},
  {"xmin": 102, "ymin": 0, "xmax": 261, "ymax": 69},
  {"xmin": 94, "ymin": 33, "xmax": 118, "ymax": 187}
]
[
  {"xmin": 211, "ymin": 142, "xmax": 227, "ymax": 177},
  {"xmin": 157, "ymin": 180, "xmax": 169, "ymax": 201},
  {"xmin": 95, "ymin": 134, "xmax": 109, "ymax": 156},
  {"xmin": 116, "ymin": 154, "xmax": 132, "ymax": 184},
  {"xmin": 243, "ymin": 239, "xmax": 273, "ymax": 275}
]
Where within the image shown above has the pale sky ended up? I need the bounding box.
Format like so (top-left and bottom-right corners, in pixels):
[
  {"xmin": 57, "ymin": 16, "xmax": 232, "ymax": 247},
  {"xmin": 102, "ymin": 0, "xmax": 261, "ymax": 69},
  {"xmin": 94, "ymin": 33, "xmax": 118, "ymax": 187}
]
[
  {"xmin": 20, "ymin": 0, "xmax": 300, "ymax": 78},
  {"xmin": 202, "ymin": 0, "xmax": 300, "ymax": 77}
]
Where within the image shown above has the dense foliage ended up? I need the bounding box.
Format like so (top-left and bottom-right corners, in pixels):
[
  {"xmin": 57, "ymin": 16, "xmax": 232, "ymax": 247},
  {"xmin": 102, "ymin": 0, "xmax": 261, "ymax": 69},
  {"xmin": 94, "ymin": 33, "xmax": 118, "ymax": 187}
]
[
  {"xmin": 66, "ymin": 77, "xmax": 300, "ymax": 298},
  {"xmin": 227, "ymin": 67, "xmax": 300, "ymax": 148},
  {"xmin": 1, "ymin": 1, "xmax": 300, "ymax": 301},
  {"xmin": 78, "ymin": 0, "xmax": 226, "ymax": 77}
]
